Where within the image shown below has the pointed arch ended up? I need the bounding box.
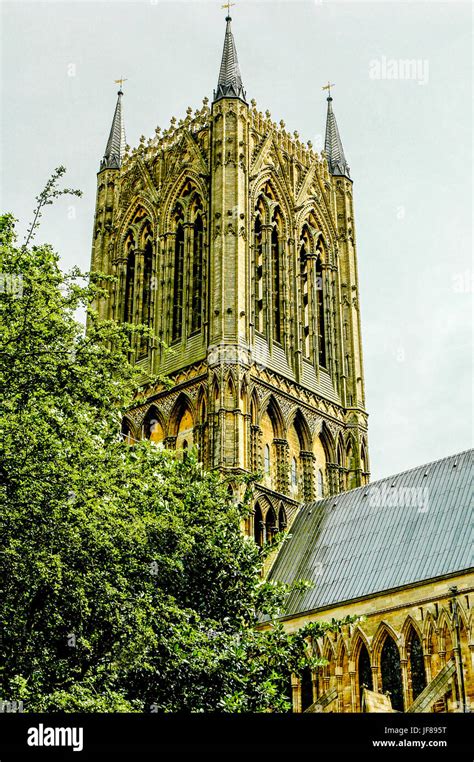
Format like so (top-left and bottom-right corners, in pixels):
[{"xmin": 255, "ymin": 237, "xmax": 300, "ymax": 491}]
[
  {"xmin": 357, "ymin": 642, "xmax": 373, "ymax": 710},
  {"xmin": 288, "ymin": 408, "xmax": 312, "ymax": 451},
  {"xmin": 213, "ymin": 377, "xmax": 220, "ymax": 407},
  {"xmin": 225, "ymin": 373, "xmax": 236, "ymax": 409},
  {"xmin": 250, "ymin": 390, "xmax": 259, "ymax": 425},
  {"xmin": 117, "ymin": 195, "xmax": 157, "ymax": 251},
  {"xmin": 401, "ymin": 614, "xmax": 424, "ymax": 645},
  {"xmin": 315, "ymin": 250, "xmax": 326, "ymax": 368},
  {"xmin": 422, "ymin": 610, "xmax": 439, "ymax": 642},
  {"xmin": 320, "ymin": 421, "xmax": 335, "ymax": 463},
  {"xmin": 423, "ymin": 613, "xmax": 441, "ymax": 681},
  {"xmin": 372, "ymin": 621, "xmax": 401, "ymax": 657},
  {"xmin": 172, "ymin": 213, "xmax": 185, "ymax": 341},
  {"xmin": 380, "ymin": 634, "xmax": 404, "ymax": 711},
  {"xmin": 169, "ymin": 393, "xmax": 195, "ymax": 443},
  {"xmin": 336, "ymin": 636, "xmax": 350, "ymax": 668},
  {"xmin": 121, "ymin": 416, "xmax": 135, "ymax": 444},
  {"xmin": 265, "ymin": 505, "xmax": 278, "ymax": 543},
  {"xmin": 322, "ymin": 635, "xmax": 337, "ymax": 663},
  {"xmin": 250, "ymin": 172, "xmax": 292, "ymax": 236},
  {"xmin": 161, "ymin": 170, "xmax": 208, "ymax": 232},
  {"xmin": 142, "ymin": 406, "xmax": 166, "ymax": 445},
  {"xmin": 254, "ymin": 211, "xmax": 264, "ymax": 333},
  {"xmin": 437, "ymin": 606, "xmax": 452, "ymax": 633},
  {"xmin": 295, "ymin": 202, "xmax": 336, "ymax": 261},
  {"xmin": 254, "ymin": 501, "xmax": 264, "ymax": 547},
  {"xmin": 259, "ymin": 394, "xmax": 285, "ymax": 439},
  {"xmin": 278, "ymin": 502, "xmax": 287, "ymax": 532},
  {"xmin": 123, "ymin": 237, "xmax": 136, "ymax": 324},
  {"xmin": 191, "ymin": 211, "xmax": 204, "ymax": 333},
  {"xmin": 374, "ymin": 623, "xmax": 403, "ymax": 712},
  {"xmin": 405, "ymin": 621, "xmax": 427, "ymax": 702},
  {"xmin": 271, "ymin": 216, "xmax": 282, "ymax": 343},
  {"xmin": 337, "ymin": 638, "xmax": 352, "ymax": 711}
]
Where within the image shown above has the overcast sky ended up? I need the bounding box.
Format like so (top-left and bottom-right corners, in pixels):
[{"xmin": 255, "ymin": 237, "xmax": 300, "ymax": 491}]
[{"xmin": 1, "ymin": 0, "xmax": 472, "ymax": 480}]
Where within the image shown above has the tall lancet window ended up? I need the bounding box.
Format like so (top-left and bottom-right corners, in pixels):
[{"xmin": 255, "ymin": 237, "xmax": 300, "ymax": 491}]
[
  {"xmin": 124, "ymin": 239, "xmax": 135, "ymax": 325},
  {"xmin": 254, "ymin": 215, "xmax": 264, "ymax": 333},
  {"xmin": 172, "ymin": 221, "xmax": 185, "ymax": 341},
  {"xmin": 191, "ymin": 214, "xmax": 203, "ymax": 333},
  {"xmin": 300, "ymin": 234, "xmax": 310, "ymax": 358},
  {"xmin": 138, "ymin": 238, "xmax": 153, "ymax": 357},
  {"xmin": 271, "ymin": 224, "xmax": 281, "ymax": 343},
  {"xmin": 316, "ymin": 253, "xmax": 326, "ymax": 367}
]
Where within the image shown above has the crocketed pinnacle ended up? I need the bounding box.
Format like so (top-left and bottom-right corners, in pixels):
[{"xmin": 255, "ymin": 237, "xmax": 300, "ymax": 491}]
[
  {"xmin": 324, "ymin": 96, "xmax": 350, "ymax": 179},
  {"xmin": 100, "ymin": 90, "xmax": 126, "ymax": 171},
  {"xmin": 213, "ymin": 16, "xmax": 247, "ymax": 103}
]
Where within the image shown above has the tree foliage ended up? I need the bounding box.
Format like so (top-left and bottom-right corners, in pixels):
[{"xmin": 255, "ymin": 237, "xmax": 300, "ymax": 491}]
[{"xmin": 0, "ymin": 179, "xmax": 357, "ymax": 713}]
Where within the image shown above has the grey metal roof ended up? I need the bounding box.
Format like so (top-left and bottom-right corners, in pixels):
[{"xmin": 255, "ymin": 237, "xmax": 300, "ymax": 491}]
[
  {"xmin": 324, "ymin": 96, "xmax": 350, "ymax": 179},
  {"xmin": 100, "ymin": 90, "xmax": 126, "ymax": 171},
  {"xmin": 213, "ymin": 16, "xmax": 247, "ymax": 103},
  {"xmin": 268, "ymin": 450, "xmax": 473, "ymax": 617}
]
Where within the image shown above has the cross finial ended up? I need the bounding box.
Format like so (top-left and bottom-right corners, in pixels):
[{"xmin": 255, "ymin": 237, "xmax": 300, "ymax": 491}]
[
  {"xmin": 114, "ymin": 77, "xmax": 128, "ymax": 92},
  {"xmin": 322, "ymin": 81, "xmax": 335, "ymax": 99},
  {"xmin": 221, "ymin": 1, "xmax": 235, "ymax": 18}
]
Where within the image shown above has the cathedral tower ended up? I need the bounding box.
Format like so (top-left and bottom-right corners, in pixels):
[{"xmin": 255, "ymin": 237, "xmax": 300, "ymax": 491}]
[{"xmin": 89, "ymin": 15, "xmax": 369, "ymax": 540}]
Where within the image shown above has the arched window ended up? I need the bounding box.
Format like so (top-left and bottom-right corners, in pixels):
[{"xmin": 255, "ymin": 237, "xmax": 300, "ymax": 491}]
[
  {"xmin": 121, "ymin": 418, "xmax": 134, "ymax": 445},
  {"xmin": 301, "ymin": 667, "xmax": 313, "ymax": 712},
  {"xmin": 172, "ymin": 222, "xmax": 184, "ymax": 340},
  {"xmin": 265, "ymin": 506, "xmax": 277, "ymax": 543},
  {"xmin": 271, "ymin": 224, "xmax": 281, "ymax": 343},
  {"xmin": 278, "ymin": 504, "xmax": 287, "ymax": 531},
  {"xmin": 191, "ymin": 214, "xmax": 203, "ymax": 333},
  {"xmin": 407, "ymin": 628, "xmax": 426, "ymax": 701},
  {"xmin": 358, "ymin": 643, "xmax": 373, "ymax": 709},
  {"xmin": 254, "ymin": 215, "xmax": 264, "ymax": 333},
  {"xmin": 315, "ymin": 254, "xmax": 326, "ymax": 367},
  {"xmin": 124, "ymin": 249, "xmax": 135, "ymax": 324},
  {"xmin": 291, "ymin": 457, "xmax": 298, "ymax": 487},
  {"xmin": 139, "ymin": 239, "xmax": 153, "ymax": 357},
  {"xmin": 254, "ymin": 503, "xmax": 264, "ymax": 546},
  {"xmin": 300, "ymin": 239, "xmax": 310, "ymax": 358},
  {"xmin": 264, "ymin": 444, "xmax": 271, "ymax": 475},
  {"xmin": 176, "ymin": 406, "xmax": 194, "ymax": 451},
  {"xmin": 381, "ymin": 636, "xmax": 404, "ymax": 711}
]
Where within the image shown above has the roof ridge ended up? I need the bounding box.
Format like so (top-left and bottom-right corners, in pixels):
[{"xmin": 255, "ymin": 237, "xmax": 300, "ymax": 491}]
[{"xmin": 365, "ymin": 448, "xmax": 473, "ymax": 489}]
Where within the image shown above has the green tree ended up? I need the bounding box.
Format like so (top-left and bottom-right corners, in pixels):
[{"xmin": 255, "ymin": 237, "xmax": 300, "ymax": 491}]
[{"xmin": 0, "ymin": 173, "xmax": 357, "ymax": 713}]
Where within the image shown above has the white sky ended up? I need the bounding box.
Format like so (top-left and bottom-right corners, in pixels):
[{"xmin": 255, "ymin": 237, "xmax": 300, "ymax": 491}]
[{"xmin": 1, "ymin": 0, "xmax": 472, "ymax": 480}]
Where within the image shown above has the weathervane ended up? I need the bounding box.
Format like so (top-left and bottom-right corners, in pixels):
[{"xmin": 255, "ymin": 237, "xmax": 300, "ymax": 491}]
[
  {"xmin": 114, "ymin": 77, "xmax": 128, "ymax": 91},
  {"xmin": 221, "ymin": 2, "xmax": 235, "ymax": 17},
  {"xmin": 322, "ymin": 81, "xmax": 335, "ymax": 98}
]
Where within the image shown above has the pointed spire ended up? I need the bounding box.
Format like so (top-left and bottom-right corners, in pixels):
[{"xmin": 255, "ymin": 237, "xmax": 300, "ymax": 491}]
[
  {"xmin": 213, "ymin": 15, "xmax": 247, "ymax": 103},
  {"xmin": 100, "ymin": 89, "xmax": 126, "ymax": 171},
  {"xmin": 324, "ymin": 90, "xmax": 350, "ymax": 179}
]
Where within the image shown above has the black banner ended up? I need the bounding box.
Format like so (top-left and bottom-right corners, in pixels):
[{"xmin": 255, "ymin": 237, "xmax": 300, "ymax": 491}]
[{"xmin": 0, "ymin": 712, "xmax": 472, "ymax": 760}]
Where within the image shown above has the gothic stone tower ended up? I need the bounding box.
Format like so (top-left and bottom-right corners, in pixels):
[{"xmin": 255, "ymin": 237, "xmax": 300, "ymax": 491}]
[{"xmin": 90, "ymin": 15, "xmax": 369, "ymax": 542}]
